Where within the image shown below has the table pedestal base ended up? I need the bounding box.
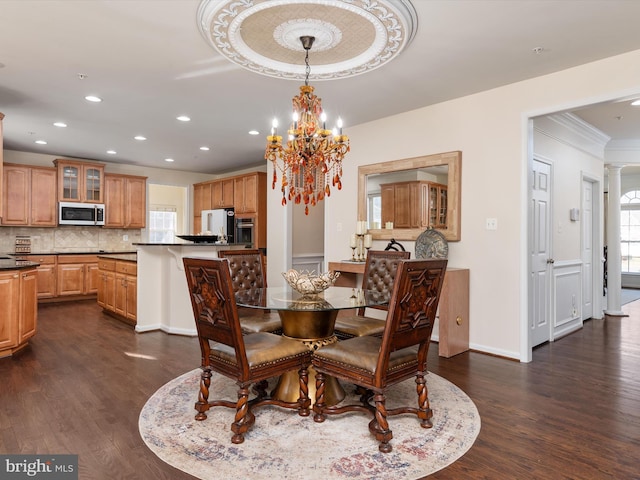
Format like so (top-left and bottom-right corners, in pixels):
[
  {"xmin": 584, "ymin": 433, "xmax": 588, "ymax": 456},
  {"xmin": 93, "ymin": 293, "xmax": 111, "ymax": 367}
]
[
  {"xmin": 272, "ymin": 367, "xmax": 345, "ymax": 406},
  {"xmin": 273, "ymin": 309, "xmax": 346, "ymax": 406}
]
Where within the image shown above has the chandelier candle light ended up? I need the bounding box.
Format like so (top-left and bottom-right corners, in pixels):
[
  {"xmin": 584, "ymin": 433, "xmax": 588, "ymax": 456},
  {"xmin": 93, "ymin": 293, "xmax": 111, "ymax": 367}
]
[
  {"xmin": 265, "ymin": 36, "xmax": 350, "ymax": 215},
  {"xmin": 350, "ymin": 220, "xmax": 372, "ymax": 262}
]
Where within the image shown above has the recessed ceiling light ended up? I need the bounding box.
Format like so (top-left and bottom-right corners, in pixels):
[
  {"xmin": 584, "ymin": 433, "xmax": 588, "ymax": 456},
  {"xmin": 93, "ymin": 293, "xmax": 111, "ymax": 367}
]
[
  {"xmin": 199, "ymin": 146, "xmax": 210, "ymax": 151},
  {"xmin": 85, "ymin": 95, "xmax": 102, "ymax": 103},
  {"xmin": 164, "ymin": 158, "xmax": 175, "ymax": 162},
  {"xmin": 35, "ymin": 140, "xmax": 47, "ymax": 145},
  {"xmin": 107, "ymin": 150, "xmax": 117, "ymax": 155},
  {"xmin": 53, "ymin": 122, "xmax": 67, "ymax": 128},
  {"xmin": 248, "ymin": 130, "xmax": 259, "ymax": 135},
  {"xmin": 631, "ymin": 99, "xmax": 640, "ymax": 106},
  {"xmin": 176, "ymin": 115, "xmax": 191, "ymax": 122},
  {"xmin": 134, "ymin": 135, "xmax": 147, "ymax": 141}
]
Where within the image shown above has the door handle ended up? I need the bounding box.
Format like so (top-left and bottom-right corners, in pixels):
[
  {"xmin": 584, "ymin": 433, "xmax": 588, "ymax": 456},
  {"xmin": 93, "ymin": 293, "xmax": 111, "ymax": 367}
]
[{"xmin": 546, "ymin": 258, "xmax": 555, "ymax": 264}]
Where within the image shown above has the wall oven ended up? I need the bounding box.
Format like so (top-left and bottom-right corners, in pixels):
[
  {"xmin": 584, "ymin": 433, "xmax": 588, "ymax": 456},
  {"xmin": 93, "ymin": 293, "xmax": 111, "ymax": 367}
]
[
  {"xmin": 59, "ymin": 202, "xmax": 105, "ymax": 226},
  {"xmin": 235, "ymin": 217, "xmax": 255, "ymax": 246}
]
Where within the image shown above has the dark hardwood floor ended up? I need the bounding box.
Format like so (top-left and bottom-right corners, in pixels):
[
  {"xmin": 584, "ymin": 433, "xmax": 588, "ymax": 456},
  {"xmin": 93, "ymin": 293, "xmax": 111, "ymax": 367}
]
[{"xmin": 1, "ymin": 300, "xmax": 639, "ymax": 479}]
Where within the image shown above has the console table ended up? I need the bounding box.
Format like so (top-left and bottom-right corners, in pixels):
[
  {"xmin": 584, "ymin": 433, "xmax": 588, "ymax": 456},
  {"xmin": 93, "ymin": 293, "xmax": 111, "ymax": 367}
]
[{"xmin": 327, "ymin": 261, "xmax": 469, "ymax": 358}]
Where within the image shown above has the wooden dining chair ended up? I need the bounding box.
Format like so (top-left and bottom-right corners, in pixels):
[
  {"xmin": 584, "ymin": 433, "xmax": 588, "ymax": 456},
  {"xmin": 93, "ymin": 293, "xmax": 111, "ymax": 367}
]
[
  {"xmin": 312, "ymin": 258, "xmax": 447, "ymax": 453},
  {"xmin": 333, "ymin": 250, "xmax": 410, "ymax": 339},
  {"xmin": 183, "ymin": 257, "xmax": 312, "ymax": 444},
  {"xmin": 217, "ymin": 249, "xmax": 282, "ymax": 334}
]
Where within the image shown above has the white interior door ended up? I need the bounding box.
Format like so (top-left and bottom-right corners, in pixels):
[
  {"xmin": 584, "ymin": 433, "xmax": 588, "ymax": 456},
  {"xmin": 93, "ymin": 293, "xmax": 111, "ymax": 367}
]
[
  {"xmin": 581, "ymin": 178, "xmax": 594, "ymax": 319},
  {"xmin": 531, "ymin": 159, "xmax": 552, "ymax": 347}
]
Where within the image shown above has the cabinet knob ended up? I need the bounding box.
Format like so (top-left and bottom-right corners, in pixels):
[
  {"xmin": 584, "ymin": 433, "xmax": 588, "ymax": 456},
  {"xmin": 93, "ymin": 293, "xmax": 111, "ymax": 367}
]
[{"xmin": 456, "ymin": 316, "xmax": 463, "ymax": 326}]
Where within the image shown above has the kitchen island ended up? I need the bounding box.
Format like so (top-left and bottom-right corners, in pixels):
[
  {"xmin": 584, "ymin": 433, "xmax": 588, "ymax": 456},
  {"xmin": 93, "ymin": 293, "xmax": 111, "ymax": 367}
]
[{"xmin": 134, "ymin": 242, "xmax": 248, "ymax": 335}]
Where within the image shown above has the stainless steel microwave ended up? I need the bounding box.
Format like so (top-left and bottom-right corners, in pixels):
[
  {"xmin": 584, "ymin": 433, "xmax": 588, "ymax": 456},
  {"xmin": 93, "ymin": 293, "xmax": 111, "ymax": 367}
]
[{"xmin": 59, "ymin": 202, "xmax": 105, "ymax": 226}]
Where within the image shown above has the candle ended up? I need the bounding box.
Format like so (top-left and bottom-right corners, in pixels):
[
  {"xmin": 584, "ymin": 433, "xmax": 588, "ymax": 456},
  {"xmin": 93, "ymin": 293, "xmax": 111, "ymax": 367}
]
[
  {"xmin": 271, "ymin": 118, "xmax": 278, "ymax": 136},
  {"xmin": 349, "ymin": 234, "xmax": 357, "ymax": 248},
  {"xmin": 355, "ymin": 222, "xmax": 363, "ymax": 235},
  {"xmin": 321, "ymin": 112, "xmax": 327, "ymax": 130},
  {"xmin": 364, "ymin": 234, "xmax": 372, "ymax": 248}
]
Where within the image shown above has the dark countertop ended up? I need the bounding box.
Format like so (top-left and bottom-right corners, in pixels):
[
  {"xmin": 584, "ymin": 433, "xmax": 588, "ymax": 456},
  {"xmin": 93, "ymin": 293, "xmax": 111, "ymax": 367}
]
[
  {"xmin": 134, "ymin": 242, "xmax": 250, "ymax": 247},
  {"xmin": 0, "ymin": 258, "xmax": 40, "ymax": 271},
  {"xmin": 97, "ymin": 253, "xmax": 137, "ymax": 262},
  {"xmin": 6, "ymin": 250, "xmax": 136, "ymax": 256}
]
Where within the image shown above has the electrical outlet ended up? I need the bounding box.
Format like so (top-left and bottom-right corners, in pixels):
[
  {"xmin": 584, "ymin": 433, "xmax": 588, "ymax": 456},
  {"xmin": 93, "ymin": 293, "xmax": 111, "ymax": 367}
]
[
  {"xmin": 123, "ymin": 234, "xmax": 129, "ymax": 241},
  {"xmin": 486, "ymin": 218, "xmax": 498, "ymax": 230}
]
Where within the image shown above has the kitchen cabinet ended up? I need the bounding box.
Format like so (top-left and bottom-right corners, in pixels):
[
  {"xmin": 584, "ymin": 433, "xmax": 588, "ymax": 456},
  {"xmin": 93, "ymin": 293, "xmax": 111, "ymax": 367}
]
[
  {"xmin": 192, "ymin": 172, "xmax": 267, "ymax": 246},
  {"xmin": 234, "ymin": 172, "xmax": 265, "ymax": 214},
  {"xmin": 114, "ymin": 261, "xmax": 137, "ymax": 322},
  {"xmin": 98, "ymin": 258, "xmax": 137, "ymax": 324},
  {"xmin": 212, "ymin": 178, "xmax": 234, "ymax": 208},
  {"xmin": 54, "ymin": 159, "xmax": 105, "ymax": 203},
  {"xmin": 22, "ymin": 254, "xmax": 57, "ymax": 299},
  {"xmin": 0, "ymin": 267, "xmax": 37, "ymax": 358},
  {"xmin": 1, "ymin": 163, "xmax": 57, "ymax": 226},
  {"xmin": 97, "ymin": 259, "xmax": 116, "ymax": 311},
  {"xmin": 104, "ymin": 173, "xmax": 147, "ymax": 228},
  {"xmin": 193, "ymin": 182, "xmax": 212, "ymax": 233},
  {"xmin": 381, "ymin": 180, "xmax": 447, "ymax": 229},
  {"xmin": 56, "ymin": 255, "xmax": 99, "ymax": 297}
]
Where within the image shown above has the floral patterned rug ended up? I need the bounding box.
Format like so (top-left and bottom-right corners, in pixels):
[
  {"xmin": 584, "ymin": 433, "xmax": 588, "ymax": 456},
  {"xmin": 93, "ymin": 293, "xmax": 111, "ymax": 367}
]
[{"xmin": 139, "ymin": 369, "xmax": 480, "ymax": 480}]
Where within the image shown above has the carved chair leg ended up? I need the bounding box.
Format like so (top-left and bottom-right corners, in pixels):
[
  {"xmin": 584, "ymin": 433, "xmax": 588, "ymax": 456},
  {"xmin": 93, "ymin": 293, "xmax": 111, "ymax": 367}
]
[
  {"xmin": 415, "ymin": 374, "xmax": 433, "ymax": 428},
  {"xmin": 231, "ymin": 386, "xmax": 255, "ymax": 444},
  {"xmin": 313, "ymin": 372, "xmax": 327, "ymax": 423},
  {"xmin": 195, "ymin": 368, "xmax": 212, "ymax": 421},
  {"xmin": 298, "ymin": 366, "xmax": 311, "ymax": 417},
  {"xmin": 369, "ymin": 393, "xmax": 393, "ymax": 453}
]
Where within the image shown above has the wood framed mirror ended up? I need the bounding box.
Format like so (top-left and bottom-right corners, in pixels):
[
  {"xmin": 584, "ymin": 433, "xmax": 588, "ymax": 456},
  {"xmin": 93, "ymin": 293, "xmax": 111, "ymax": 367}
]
[{"xmin": 358, "ymin": 151, "xmax": 461, "ymax": 242}]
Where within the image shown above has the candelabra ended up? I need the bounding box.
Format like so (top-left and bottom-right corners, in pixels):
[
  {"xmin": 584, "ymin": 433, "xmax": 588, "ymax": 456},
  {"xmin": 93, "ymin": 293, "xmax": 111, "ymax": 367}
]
[{"xmin": 350, "ymin": 221, "xmax": 372, "ymax": 262}]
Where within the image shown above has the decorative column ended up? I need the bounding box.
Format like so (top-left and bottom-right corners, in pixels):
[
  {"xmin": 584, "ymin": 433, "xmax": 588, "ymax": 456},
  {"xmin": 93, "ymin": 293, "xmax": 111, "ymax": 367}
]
[{"xmin": 605, "ymin": 164, "xmax": 625, "ymax": 316}]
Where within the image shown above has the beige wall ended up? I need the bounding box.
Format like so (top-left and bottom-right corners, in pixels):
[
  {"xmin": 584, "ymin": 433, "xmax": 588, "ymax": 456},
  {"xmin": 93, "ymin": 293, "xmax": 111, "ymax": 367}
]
[{"xmin": 268, "ymin": 48, "xmax": 640, "ymax": 361}]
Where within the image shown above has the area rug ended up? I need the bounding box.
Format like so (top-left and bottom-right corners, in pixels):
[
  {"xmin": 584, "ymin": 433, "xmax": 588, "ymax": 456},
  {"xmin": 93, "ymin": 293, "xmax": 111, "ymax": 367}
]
[{"xmin": 139, "ymin": 369, "xmax": 480, "ymax": 480}]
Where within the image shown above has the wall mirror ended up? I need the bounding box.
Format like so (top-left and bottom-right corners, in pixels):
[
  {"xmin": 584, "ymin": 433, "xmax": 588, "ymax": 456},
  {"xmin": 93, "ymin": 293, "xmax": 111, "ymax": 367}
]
[{"xmin": 358, "ymin": 151, "xmax": 461, "ymax": 242}]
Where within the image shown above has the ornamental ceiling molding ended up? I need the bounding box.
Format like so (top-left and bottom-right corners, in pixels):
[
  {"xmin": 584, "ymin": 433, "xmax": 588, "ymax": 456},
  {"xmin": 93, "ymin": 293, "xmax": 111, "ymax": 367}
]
[{"xmin": 197, "ymin": 0, "xmax": 418, "ymax": 80}]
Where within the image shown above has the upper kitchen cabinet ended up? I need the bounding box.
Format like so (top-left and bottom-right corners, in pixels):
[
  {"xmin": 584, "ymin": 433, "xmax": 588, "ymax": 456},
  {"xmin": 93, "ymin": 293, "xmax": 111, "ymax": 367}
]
[
  {"xmin": 1, "ymin": 163, "xmax": 57, "ymax": 227},
  {"xmin": 212, "ymin": 178, "xmax": 234, "ymax": 208},
  {"xmin": 234, "ymin": 172, "xmax": 266, "ymax": 214},
  {"xmin": 104, "ymin": 173, "xmax": 147, "ymax": 228},
  {"xmin": 54, "ymin": 159, "xmax": 105, "ymax": 203}
]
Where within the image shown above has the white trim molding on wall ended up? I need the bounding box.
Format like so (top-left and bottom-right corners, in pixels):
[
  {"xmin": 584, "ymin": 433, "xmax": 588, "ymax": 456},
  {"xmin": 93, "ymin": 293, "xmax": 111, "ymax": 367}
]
[
  {"xmin": 552, "ymin": 259, "xmax": 583, "ymax": 341},
  {"xmin": 292, "ymin": 254, "xmax": 324, "ymax": 274}
]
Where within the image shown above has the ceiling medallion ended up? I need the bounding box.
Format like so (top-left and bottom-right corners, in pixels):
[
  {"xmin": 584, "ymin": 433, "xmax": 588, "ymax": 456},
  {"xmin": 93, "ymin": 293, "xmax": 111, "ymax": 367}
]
[{"xmin": 197, "ymin": 0, "xmax": 418, "ymax": 80}]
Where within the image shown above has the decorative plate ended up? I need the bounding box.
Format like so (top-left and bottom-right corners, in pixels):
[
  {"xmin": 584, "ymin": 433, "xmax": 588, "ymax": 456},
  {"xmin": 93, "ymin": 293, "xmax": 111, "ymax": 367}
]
[{"xmin": 415, "ymin": 229, "xmax": 448, "ymax": 259}]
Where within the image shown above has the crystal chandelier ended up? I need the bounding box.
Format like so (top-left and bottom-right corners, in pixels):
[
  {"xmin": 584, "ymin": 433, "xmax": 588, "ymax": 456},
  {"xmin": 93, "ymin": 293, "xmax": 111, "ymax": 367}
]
[{"xmin": 265, "ymin": 36, "xmax": 350, "ymax": 215}]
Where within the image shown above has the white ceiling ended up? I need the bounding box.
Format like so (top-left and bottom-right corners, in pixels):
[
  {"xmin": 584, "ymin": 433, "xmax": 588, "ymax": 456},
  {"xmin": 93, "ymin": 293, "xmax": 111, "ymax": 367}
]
[{"xmin": 1, "ymin": 0, "xmax": 640, "ymax": 175}]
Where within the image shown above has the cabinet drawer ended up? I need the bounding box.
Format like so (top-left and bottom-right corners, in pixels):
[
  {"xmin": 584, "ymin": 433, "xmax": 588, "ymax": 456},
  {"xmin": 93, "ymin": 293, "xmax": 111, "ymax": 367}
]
[
  {"xmin": 58, "ymin": 255, "xmax": 99, "ymax": 264},
  {"xmin": 116, "ymin": 261, "xmax": 137, "ymax": 276},
  {"xmin": 23, "ymin": 255, "xmax": 56, "ymax": 265},
  {"xmin": 98, "ymin": 259, "xmax": 116, "ymax": 271}
]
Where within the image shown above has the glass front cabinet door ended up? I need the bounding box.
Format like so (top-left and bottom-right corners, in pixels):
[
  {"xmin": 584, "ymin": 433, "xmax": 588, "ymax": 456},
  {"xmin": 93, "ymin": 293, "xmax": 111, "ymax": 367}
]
[{"xmin": 55, "ymin": 160, "xmax": 104, "ymax": 203}]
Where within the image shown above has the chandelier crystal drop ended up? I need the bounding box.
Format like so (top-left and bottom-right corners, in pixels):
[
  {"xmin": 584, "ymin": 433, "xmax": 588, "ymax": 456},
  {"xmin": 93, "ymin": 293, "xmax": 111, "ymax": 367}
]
[{"xmin": 265, "ymin": 36, "xmax": 350, "ymax": 215}]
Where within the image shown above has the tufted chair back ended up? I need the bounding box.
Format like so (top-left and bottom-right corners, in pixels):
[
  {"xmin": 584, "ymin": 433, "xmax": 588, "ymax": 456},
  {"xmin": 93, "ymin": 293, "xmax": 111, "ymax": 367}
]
[
  {"xmin": 218, "ymin": 249, "xmax": 267, "ymax": 290},
  {"xmin": 359, "ymin": 250, "xmax": 410, "ymax": 315}
]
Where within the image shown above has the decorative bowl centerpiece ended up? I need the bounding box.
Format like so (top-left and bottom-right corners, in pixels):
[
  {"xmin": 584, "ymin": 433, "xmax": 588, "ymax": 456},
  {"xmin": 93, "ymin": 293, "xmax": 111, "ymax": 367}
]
[{"xmin": 282, "ymin": 269, "xmax": 340, "ymax": 296}]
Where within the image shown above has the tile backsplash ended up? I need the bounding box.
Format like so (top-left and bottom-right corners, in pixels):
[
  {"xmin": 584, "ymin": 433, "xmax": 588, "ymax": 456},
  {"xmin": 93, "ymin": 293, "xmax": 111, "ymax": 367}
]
[{"xmin": 0, "ymin": 226, "xmax": 141, "ymax": 253}]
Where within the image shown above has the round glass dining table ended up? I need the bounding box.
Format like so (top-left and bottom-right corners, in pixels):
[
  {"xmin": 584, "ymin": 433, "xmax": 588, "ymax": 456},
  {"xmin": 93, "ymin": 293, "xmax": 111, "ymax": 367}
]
[{"xmin": 235, "ymin": 286, "xmax": 390, "ymax": 405}]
